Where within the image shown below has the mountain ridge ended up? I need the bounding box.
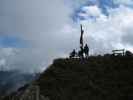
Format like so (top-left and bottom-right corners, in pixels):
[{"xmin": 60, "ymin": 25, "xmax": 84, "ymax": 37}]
[{"xmin": 2, "ymin": 55, "xmax": 133, "ymax": 100}]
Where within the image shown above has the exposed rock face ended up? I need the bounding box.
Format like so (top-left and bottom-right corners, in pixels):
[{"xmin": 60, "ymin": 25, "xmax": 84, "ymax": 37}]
[{"xmin": 17, "ymin": 85, "xmax": 49, "ymax": 100}]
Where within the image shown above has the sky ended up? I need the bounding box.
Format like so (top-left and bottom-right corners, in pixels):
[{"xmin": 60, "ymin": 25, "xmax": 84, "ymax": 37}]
[{"xmin": 0, "ymin": 0, "xmax": 133, "ymax": 73}]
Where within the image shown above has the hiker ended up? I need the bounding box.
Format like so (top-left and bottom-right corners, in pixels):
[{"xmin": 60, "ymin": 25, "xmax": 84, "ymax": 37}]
[
  {"xmin": 70, "ymin": 49, "xmax": 76, "ymax": 58},
  {"xmin": 84, "ymin": 44, "xmax": 89, "ymax": 58},
  {"xmin": 78, "ymin": 46, "xmax": 84, "ymax": 58}
]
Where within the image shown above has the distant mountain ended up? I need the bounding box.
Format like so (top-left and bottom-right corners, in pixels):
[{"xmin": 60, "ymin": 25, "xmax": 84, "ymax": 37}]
[
  {"xmin": 2, "ymin": 56, "xmax": 133, "ymax": 100},
  {"xmin": 0, "ymin": 70, "xmax": 37, "ymax": 96}
]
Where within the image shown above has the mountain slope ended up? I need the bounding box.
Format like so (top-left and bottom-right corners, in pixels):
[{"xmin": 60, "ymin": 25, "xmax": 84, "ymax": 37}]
[
  {"xmin": 3, "ymin": 56, "xmax": 133, "ymax": 100},
  {"xmin": 36, "ymin": 56, "xmax": 133, "ymax": 100}
]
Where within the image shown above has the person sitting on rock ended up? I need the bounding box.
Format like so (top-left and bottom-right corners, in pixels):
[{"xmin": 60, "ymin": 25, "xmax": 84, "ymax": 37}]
[{"xmin": 70, "ymin": 49, "xmax": 76, "ymax": 58}]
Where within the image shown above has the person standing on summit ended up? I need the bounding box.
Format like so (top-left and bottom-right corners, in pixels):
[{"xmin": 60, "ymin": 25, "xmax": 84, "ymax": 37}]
[{"xmin": 84, "ymin": 44, "xmax": 89, "ymax": 58}]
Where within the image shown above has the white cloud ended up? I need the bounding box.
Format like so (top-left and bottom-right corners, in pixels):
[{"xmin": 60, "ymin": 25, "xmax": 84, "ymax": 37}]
[
  {"xmin": 79, "ymin": 5, "xmax": 133, "ymax": 53},
  {"xmin": 0, "ymin": 59, "xmax": 6, "ymax": 67},
  {"xmin": 82, "ymin": 5, "xmax": 102, "ymax": 17},
  {"xmin": 1, "ymin": 0, "xmax": 133, "ymax": 73},
  {"xmin": 0, "ymin": 48, "xmax": 16, "ymax": 71},
  {"xmin": 0, "ymin": 0, "xmax": 87, "ymax": 73},
  {"xmin": 0, "ymin": 0, "xmax": 71, "ymax": 73}
]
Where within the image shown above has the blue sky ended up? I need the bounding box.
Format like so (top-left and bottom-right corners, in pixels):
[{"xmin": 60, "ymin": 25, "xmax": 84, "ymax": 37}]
[
  {"xmin": 0, "ymin": 35, "xmax": 26, "ymax": 48},
  {"xmin": 73, "ymin": 0, "xmax": 132, "ymax": 21}
]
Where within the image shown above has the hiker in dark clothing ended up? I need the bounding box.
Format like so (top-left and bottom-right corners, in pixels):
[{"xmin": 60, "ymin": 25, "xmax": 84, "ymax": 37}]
[
  {"xmin": 78, "ymin": 46, "xmax": 84, "ymax": 58},
  {"xmin": 84, "ymin": 44, "xmax": 89, "ymax": 58},
  {"xmin": 70, "ymin": 49, "xmax": 76, "ymax": 58}
]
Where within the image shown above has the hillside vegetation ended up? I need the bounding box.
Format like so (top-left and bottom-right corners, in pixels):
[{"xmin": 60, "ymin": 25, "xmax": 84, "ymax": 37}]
[
  {"xmin": 36, "ymin": 56, "xmax": 133, "ymax": 100},
  {"xmin": 2, "ymin": 56, "xmax": 133, "ymax": 100}
]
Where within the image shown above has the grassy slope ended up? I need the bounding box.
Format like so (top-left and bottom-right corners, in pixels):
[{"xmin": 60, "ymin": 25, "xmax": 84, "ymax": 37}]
[{"xmin": 36, "ymin": 56, "xmax": 133, "ymax": 100}]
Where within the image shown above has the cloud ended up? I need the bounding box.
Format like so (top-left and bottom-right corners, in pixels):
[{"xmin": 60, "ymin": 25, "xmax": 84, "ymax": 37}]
[
  {"xmin": 0, "ymin": 48, "xmax": 16, "ymax": 71},
  {"xmin": 122, "ymin": 27, "xmax": 133, "ymax": 46},
  {"xmin": 78, "ymin": 5, "xmax": 102, "ymax": 20},
  {"xmin": 0, "ymin": 0, "xmax": 70, "ymax": 72},
  {"xmin": 0, "ymin": 59, "xmax": 6, "ymax": 68},
  {"xmin": 77, "ymin": 4, "xmax": 133, "ymax": 53},
  {"xmin": 1, "ymin": 0, "xmax": 133, "ymax": 73},
  {"xmin": 83, "ymin": 6, "xmax": 101, "ymax": 16},
  {"xmin": 0, "ymin": 0, "xmax": 89, "ymax": 73}
]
